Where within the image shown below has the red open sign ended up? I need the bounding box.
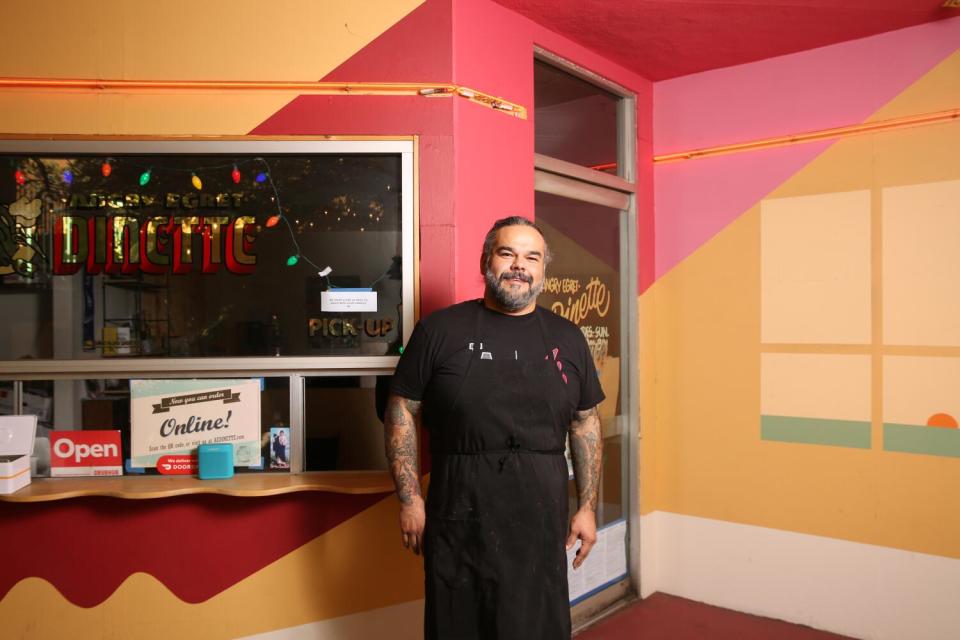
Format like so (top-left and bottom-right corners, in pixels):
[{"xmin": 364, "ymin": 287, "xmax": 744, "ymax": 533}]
[{"xmin": 50, "ymin": 431, "xmax": 123, "ymax": 477}]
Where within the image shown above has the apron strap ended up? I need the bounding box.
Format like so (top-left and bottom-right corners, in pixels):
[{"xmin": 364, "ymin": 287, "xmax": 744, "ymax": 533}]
[{"xmin": 441, "ymin": 300, "xmax": 565, "ymax": 458}]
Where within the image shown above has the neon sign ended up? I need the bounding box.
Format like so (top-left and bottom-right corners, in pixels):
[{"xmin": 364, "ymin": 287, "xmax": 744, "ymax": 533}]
[{"xmin": 51, "ymin": 191, "xmax": 257, "ymax": 275}]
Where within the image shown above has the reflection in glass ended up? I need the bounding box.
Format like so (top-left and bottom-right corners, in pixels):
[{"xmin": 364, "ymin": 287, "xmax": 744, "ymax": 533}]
[
  {"xmin": 534, "ymin": 60, "xmax": 619, "ymax": 172},
  {"xmin": 303, "ymin": 375, "xmax": 391, "ymax": 472},
  {"xmin": 0, "ymin": 154, "xmax": 404, "ymax": 360},
  {"xmin": 536, "ymin": 192, "xmax": 625, "ymax": 526},
  {"xmin": 6, "ymin": 376, "xmax": 291, "ymax": 475}
]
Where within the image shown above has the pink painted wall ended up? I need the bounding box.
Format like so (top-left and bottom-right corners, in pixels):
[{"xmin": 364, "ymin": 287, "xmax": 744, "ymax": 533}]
[
  {"xmin": 451, "ymin": 0, "xmax": 655, "ymax": 298},
  {"xmin": 652, "ymin": 17, "xmax": 960, "ymax": 282},
  {"xmin": 256, "ymin": 0, "xmax": 655, "ymax": 304},
  {"xmin": 252, "ymin": 0, "xmax": 458, "ymax": 315}
]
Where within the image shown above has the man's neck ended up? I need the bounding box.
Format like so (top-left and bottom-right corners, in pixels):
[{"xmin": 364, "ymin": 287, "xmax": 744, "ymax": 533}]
[{"xmin": 482, "ymin": 291, "xmax": 537, "ymax": 316}]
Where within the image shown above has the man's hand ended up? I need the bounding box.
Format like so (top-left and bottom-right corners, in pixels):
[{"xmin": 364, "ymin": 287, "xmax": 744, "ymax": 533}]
[
  {"xmin": 566, "ymin": 508, "xmax": 597, "ymax": 569},
  {"xmin": 400, "ymin": 494, "xmax": 426, "ymax": 554},
  {"xmin": 568, "ymin": 405, "xmax": 601, "ymax": 569},
  {"xmin": 384, "ymin": 394, "xmax": 424, "ymax": 555}
]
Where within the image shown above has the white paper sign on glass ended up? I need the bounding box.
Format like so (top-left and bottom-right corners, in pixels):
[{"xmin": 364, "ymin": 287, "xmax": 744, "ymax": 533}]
[
  {"xmin": 567, "ymin": 519, "xmax": 628, "ymax": 603},
  {"xmin": 130, "ymin": 379, "xmax": 261, "ymax": 468},
  {"xmin": 321, "ymin": 289, "xmax": 378, "ymax": 312}
]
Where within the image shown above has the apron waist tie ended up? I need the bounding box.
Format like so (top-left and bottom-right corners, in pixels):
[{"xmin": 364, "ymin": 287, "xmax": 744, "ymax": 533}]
[{"xmin": 433, "ymin": 436, "xmax": 565, "ymax": 472}]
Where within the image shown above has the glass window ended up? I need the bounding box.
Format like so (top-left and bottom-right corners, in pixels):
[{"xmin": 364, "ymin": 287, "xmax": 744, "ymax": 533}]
[
  {"xmin": 536, "ymin": 192, "xmax": 626, "ymax": 527},
  {"xmin": 302, "ymin": 375, "xmax": 390, "ymax": 472},
  {"xmin": 21, "ymin": 376, "xmax": 291, "ymax": 476},
  {"xmin": 0, "ymin": 144, "xmax": 409, "ymax": 361},
  {"xmin": 534, "ymin": 59, "xmax": 619, "ymax": 172},
  {"xmin": 0, "ymin": 140, "xmax": 413, "ymax": 478}
]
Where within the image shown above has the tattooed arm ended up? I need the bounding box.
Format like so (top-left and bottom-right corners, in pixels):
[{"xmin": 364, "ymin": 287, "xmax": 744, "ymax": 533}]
[
  {"xmin": 384, "ymin": 393, "xmax": 425, "ymax": 554},
  {"xmin": 566, "ymin": 405, "xmax": 602, "ymax": 568}
]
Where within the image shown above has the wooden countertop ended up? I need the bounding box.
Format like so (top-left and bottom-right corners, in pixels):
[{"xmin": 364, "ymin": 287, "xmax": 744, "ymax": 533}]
[{"xmin": 0, "ymin": 471, "xmax": 394, "ymax": 502}]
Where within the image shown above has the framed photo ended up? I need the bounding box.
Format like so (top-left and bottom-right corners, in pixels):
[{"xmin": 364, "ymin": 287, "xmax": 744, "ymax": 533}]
[{"xmin": 270, "ymin": 427, "xmax": 290, "ymax": 469}]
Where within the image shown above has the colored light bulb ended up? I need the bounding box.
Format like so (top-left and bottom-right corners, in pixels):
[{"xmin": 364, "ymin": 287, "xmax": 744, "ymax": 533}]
[
  {"xmin": 62, "ymin": 169, "xmax": 73, "ymax": 185},
  {"xmin": 255, "ymin": 172, "xmax": 267, "ymax": 183},
  {"xmin": 14, "ymin": 169, "xmax": 25, "ymax": 185},
  {"xmin": 265, "ymin": 215, "xmax": 281, "ymax": 228},
  {"xmin": 231, "ymin": 165, "xmax": 241, "ymax": 184},
  {"xmin": 101, "ymin": 161, "xmax": 112, "ymax": 177},
  {"xmin": 191, "ymin": 173, "xmax": 202, "ymax": 190},
  {"xmin": 286, "ymin": 255, "xmax": 299, "ymax": 267},
  {"xmin": 139, "ymin": 169, "xmax": 152, "ymax": 186}
]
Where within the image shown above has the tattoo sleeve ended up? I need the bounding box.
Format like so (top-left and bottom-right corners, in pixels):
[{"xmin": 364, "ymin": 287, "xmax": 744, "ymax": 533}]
[
  {"xmin": 384, "ymin": 394, "xmax": 423, "ymax": 505},
  {"xmin": 569, "ymin": 405, "xmax": 602, "ymax": 512}
]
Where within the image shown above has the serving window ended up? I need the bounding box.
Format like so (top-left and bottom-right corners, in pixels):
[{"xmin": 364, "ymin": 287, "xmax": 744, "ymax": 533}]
[{"xmin": 0, "ymin": 139, "xmax": 415, "ymax": 480}]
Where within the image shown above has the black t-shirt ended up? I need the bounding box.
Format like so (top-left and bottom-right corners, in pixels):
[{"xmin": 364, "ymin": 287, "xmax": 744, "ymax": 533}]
[{"xmin": 390, "ymin": 300, "xmax": 605, "ymax": 431}]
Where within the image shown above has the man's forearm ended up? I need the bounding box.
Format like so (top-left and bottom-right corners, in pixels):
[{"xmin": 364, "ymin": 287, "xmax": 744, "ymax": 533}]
[
  {"xmin": 570, "ymin": 406, "xmax": 602, "ymax": 512},
  {"xmin": 384, "ymin": 395, "xmax": 423, "ymax": 505}
]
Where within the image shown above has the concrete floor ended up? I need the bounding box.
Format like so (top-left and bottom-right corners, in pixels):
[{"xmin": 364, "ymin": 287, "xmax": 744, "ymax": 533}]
[{"xmin": 577, "ymin": 593, "xmax": 856, "ymax": 640}]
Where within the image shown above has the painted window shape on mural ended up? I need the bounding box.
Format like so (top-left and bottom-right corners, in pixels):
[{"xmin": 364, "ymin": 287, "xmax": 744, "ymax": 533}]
[{"xmin": 759, "ymin": 144, "xmax": 960, "ymax": 460}]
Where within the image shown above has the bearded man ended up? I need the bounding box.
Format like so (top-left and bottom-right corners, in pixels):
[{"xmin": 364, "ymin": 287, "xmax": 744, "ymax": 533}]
[{"xmin": 385, "ymin": 215, "xmax": 604, "ymax": 639}]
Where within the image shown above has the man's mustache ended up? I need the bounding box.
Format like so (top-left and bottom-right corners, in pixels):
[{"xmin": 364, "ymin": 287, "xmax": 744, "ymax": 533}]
[{"xmin": 499, "ymin": 272, "xmax": 532, "ymax": 284}]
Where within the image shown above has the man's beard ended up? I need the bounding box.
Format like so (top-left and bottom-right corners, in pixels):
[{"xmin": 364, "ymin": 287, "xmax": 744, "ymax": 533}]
[{"xmin": 484, "ymin": 267, "xmax": 543, "ymax": 312}]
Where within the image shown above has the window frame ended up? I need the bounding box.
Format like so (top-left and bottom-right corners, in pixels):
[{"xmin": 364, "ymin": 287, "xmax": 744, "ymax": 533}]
[
  {"xmin": 0, "ymin": 138, "xmax": 417, "ymax": 476},
  {"xmin": 0, "ymin": 138, "xmax": 417, "ymax": 378},
  {"xmin": 533, "ymin": 48, "xmax": 642, "ymax": 621}
]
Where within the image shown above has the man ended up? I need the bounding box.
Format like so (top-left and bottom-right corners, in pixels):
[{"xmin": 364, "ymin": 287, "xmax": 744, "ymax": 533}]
[{"xmin": 385, "ymin": 216, "xmax": 604, "ymax": 639}]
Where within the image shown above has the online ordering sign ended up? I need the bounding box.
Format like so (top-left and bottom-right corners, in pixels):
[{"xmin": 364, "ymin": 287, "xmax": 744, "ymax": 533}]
[
  {"xmin": 130, "ymin": 379, "xmax": 261, "ymax": 468},
  {"xmin": 50, "ymin": 431, "xmax": 123, "ymax": 477}
]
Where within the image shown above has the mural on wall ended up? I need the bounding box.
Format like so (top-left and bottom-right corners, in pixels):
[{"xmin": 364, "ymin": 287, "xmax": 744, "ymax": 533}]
[
  {"xmin": 643, "ymin": 20, "xmax": 960, "ymax": 568},
  {"xmin": 642, "ymin": 18, "xmax": 960, "ymax": 637},
  {"xmin": 0, "ymin": 1, "xmax": 432, "ymax": 638},
  {"xmin": 760, "ymin": 177, "xmax": 960, "ymax": 458}
]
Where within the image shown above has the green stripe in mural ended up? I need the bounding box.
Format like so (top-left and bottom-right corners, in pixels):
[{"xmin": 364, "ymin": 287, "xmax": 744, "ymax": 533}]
[
  {"xmin": 761, "ymin": 415, "xmax": 871, "ymax": 449},
  {"xmin": 883, "ymin": 423, "xmax": 960, "ymax": 458}
]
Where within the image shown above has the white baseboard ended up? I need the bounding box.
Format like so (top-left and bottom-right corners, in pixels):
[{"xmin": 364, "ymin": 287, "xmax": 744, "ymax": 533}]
[
  {"xmin": 237, "ymin": 599, "xmax": 424, "ymax": 640},
  {"xmin": 640, "ymin": 511, "xmax": 960, "ymax": 640}
]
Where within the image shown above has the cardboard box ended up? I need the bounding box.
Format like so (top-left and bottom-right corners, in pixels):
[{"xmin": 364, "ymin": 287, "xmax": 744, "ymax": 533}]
[{"xmin": 0, "ymin": 415, "xmax": 37, "ymax": 494}]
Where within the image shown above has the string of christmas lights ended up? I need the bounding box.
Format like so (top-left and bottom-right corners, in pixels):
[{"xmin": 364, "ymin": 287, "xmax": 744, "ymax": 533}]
[{"xmin": 7, "ymin": 155, "xmax": 396, "ymax": 288}]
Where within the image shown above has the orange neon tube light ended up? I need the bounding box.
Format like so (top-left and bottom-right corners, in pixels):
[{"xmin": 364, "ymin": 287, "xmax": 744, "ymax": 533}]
[
  {"xmin": 654, "ymin": 108, "xmax": 960, "ymax": 163},
  {"xmin": 0, "ymin": 77, "xmax": 527, "ymax": 119}
]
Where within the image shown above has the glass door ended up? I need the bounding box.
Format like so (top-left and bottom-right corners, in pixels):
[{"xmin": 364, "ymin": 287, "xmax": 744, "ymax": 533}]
[{"xmin": 534, "ymin": 50, "xmax": 638, "ymax": 622}]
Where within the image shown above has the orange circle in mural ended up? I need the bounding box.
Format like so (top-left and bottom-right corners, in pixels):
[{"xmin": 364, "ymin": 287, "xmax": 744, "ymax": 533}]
[{"xmin": 926, "ymin": 413, "xmax": 958, "ymax": 429}]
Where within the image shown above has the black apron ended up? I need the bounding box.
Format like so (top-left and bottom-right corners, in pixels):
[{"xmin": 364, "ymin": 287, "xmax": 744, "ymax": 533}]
[{"xmin": 424, "ymin": 302, "xmax": 573, "ymax": 640}]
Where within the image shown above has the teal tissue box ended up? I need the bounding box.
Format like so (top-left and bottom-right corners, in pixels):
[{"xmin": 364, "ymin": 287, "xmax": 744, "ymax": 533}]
[{"xmin": 198, "ymin": 443, "xmax": 234, "ymax": 480}]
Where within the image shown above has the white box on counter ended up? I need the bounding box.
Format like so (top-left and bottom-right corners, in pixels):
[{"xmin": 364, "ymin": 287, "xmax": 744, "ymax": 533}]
[{"xmin": 0, "ymin": 415, "xmax": 37, "ymax": 495}]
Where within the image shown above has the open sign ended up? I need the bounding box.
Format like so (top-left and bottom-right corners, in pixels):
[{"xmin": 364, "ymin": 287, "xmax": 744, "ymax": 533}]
[{"xmin": 50, "ymin": 431, "xmax": 123, "ymax": 477}]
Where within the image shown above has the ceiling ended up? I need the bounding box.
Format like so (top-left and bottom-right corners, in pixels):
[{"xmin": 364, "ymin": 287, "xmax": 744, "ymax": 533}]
[{"xmin": 493, "ymin": 0, "xmax": 958, "ymax": 80}]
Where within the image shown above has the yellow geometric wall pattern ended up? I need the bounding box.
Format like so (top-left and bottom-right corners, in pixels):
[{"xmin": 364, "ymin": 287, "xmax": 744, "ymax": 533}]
[
  {"xmin": 882, "ymin": 179, "xmax": 960, "ymax": 347},
  {"xmin": 0, "ymin": 2, "xmax": 430, "ymax": 637},
  {"xmin": 640, "ymin": 47, "xmax": 960, "ymax": 560},
  {"xmin": 884, "ymin": 356, "xmax": 960, "ymax": 457},
  {"xmin": 0, "ymin": 494, "xmax": 425, "ymax": 639},
  {"xmin": 761, "ymin": 353, "xmax": 871, "ymax": 448},
  {"xmin": 759, "ymin": 154, "xmax": 960, "ymax": 455},
  {"xmin": 0, "ymin": 0, "xmax": 425, "ymax": 135},
  {"xmin": 757, "ymin": 44, "xmax": 960, "ymax": 455},
  {"xmin": 761, "ymin": 190, "xmax": 872, "ymax": 345}
]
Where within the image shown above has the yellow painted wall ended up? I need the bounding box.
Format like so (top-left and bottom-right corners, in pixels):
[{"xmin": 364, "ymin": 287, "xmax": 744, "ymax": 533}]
[
  {"xmin": 640, "ymin": 49, "xmax": 960, "ymax": 560},
  {"xmin": 0, "ymin": 495, "xmax": 425, "ymax": 639},
  {"xmin": 0, "ymin": 0, "xmax": 424, "ymax": 135},
  {"xmin": 0, "ymin": 2, "xmax": 429, "ymax": 637}
]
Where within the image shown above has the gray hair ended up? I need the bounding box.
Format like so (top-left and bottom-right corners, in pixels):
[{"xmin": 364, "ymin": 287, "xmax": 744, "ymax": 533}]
[{"xmin": 480, "ymin": 216, "xmax": 553, "ymax": 268}]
